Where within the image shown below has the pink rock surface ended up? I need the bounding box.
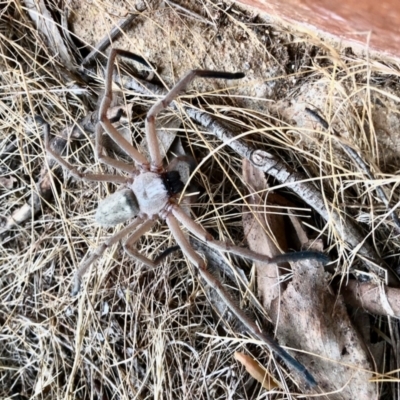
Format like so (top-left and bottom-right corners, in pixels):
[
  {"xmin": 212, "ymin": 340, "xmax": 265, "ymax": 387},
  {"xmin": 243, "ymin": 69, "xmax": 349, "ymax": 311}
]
[{"xmin": 238, "ymin": 0, "xmax": 400, "ymax": 56}]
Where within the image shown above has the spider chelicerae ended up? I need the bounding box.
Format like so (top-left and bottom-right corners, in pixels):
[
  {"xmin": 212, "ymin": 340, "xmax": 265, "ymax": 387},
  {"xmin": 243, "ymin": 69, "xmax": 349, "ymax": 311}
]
[{"xmin": 45, "ymin": 48, "xmax": 328, "ymax": 387}]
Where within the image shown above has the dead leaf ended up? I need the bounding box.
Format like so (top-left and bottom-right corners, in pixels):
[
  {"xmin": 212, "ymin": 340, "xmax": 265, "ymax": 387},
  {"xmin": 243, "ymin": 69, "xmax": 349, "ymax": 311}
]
[
  {"xmin": 242, "ymin": 158, "xmax": 288, "ymax": 310},
  {"xmin": 242, "ymin": 160, "xmax": 377, "ymax": 398},
  {"xmin": 270, "ymin": 257, "xmax": 377, "ymax": 399},
  {"xmin": 234, "ymin": 352, "xmax": 279, "ymax": 390}
]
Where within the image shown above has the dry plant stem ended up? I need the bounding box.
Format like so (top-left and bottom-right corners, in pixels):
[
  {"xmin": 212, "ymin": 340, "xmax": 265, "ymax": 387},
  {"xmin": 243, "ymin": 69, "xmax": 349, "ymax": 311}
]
[
  {"xmin": 165, "ymin": 0, "xmax": 214, "ymax": 26},
  {"xmin": 305, "ymin": 107, "xmax": 400, "ymax": 234},
  {"xmin": 0, "ymin": 114, "xmax": 96, "ymax": 235},
  {"xmin": 166, "ymin": 213, "xmax": 317, "ymax": 388},
  {"xmin": 81, "ymin": 14, "xmax": 137, "ymax": 66},
  {"xmin": 122, "ymin": 76, "xmax": 395, "ymax": 284}
]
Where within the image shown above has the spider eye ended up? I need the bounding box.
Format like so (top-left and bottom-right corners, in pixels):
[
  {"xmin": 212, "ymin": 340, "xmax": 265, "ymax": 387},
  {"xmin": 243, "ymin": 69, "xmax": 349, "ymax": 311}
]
[{"xmin": 162, "ymin": 171, "xmax": 184, "ymax": 195}]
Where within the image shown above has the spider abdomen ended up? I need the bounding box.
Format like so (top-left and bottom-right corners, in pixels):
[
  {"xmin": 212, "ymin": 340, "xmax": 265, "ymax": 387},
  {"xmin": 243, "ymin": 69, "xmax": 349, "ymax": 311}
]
[
  {"xmin": 95, "ymin": 188, "xmax": 140, "ymax": 226},
  {"xmin": 131, "ymin": 172, "xmax": 169, "ymax": 216}
]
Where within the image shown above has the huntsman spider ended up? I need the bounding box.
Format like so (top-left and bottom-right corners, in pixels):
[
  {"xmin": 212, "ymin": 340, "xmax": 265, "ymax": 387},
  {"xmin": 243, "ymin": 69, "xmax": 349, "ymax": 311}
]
[{"xmin": 45, "ymin": 48, "xmax": 328, "ymax": 387}]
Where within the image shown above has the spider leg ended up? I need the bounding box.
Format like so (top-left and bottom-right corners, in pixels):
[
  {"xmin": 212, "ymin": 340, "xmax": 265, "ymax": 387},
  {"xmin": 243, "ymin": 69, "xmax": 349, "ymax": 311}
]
[
  {"xmin": 124, "ymin": 218, "xmax": 181, "ymax": 268},
  {"xmin": 99, "ymin": 48, "xmax": 151, "ymax": 168},
  {"xmin": 95, "ymin": 122, "xmax": 137, "ymax": 174},
  {"xmin": 72, "ymin": 216, "xmax": 149, "ymax": 295},
  {"xmin": 165, "ymin": 213, "xmax": 317, "ymax": 388},
  {"xmin": 44, "ymin": 121, "xmax": 129, "ymax": 184},
  {"xmin": 146, "ymin": 69, "xmax": 245, "ymax": 170},
  {"xmin": 171, "ymin": 205, "xmax": 329, "ymax": 265},
  {"xmin": 123, "ymin": 219, "xmax": 159, "ymax": 268},
  {"xmin": 124, "ymin": 245, "xmax": 180, "ymax": 269}
]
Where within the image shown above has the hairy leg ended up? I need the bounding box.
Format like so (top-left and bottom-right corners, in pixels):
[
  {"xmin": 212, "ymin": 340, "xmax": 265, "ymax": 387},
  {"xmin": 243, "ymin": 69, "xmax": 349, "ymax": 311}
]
[
  {"xmin": 171, "ymin": 205, "xmax": 329, "ymax": 265},
  {"xmin": 72, "ymin": 216, "xmax": 149, "ymax": 295},
  {"xmin": 146, "ymin": 69, "xmax": 245, "ymax": 170},
  {"xmin": 123, "ymin": 219, "xmax": 158, "ymax": 268},
  {"xmin": 165, "ymin": 213, "xmax": 317, "ymax": 388},
  {"xmin": 99, "ymin": 48, "xmax": 152, "ymax": 168},
  {"xmin": 124, "ymin": 218, "xmax": 181, "ymax": 268},
  {"xmin": 95, "ymin": 122, "xmax": 137, "ymax": 174},
  {"xmin": 43, "ymin": 121, "xmax": 129, "ymax": 184}
]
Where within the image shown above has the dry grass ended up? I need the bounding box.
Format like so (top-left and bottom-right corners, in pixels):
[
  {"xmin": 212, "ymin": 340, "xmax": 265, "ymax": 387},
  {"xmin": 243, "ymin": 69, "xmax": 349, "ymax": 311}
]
[{"xmin": 1, "ymin": 0, "xmax": 400, "ymax": 398}]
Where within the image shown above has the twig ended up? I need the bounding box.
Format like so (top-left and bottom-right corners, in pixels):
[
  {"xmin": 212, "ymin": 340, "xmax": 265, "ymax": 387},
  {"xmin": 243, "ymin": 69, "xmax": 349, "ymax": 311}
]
[
  {"xmin": 165, "ymin": 0, "xmax": 215, "ymax": 26},
  {"xmin": 117, "ymin": 74, "xmax": 399, "ymax": 286},
  {"xmin": 305, "ymin": 107, "xmax": 400, "ymax": 234},
  {"xmin": 0, "ymin": 117, "xmax": 89, "ymax": 236},
  {"xmin": 340, "ymin": 279, "xmax": 400, "ymax": 317},
  {"xmin": 81, "ymin": 14, "xmax": 137, "ymax": 66}
]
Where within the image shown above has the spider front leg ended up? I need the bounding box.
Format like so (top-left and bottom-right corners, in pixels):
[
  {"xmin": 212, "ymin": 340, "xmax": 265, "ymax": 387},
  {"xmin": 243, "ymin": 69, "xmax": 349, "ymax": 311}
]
[
  {"xmin": 146, "ymin": 69, "xmax": 245, "ymax": 170},
  {"xmin": 165, "ymin": 213, "xmax": 317, "ymax": 388},
  {"xmin": 43, "ymin": 120, "xmax": 129, "ymax": 184},
  {"xmin": 170, "ymin": 205, "xmax": 329, "ymax": 265},
  {"xmin": 95, "ymin": 123, "xmax": 138, "ymax": 175},
  {"xmin": 98, "ymin": 49, "xmax": 153, "ymax": 169}
]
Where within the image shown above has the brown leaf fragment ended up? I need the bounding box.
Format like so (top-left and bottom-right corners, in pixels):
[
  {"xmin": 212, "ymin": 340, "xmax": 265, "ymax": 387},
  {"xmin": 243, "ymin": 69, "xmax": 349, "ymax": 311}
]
[
  {"xmin": 242, "ymin": 158, "xmax": 288, "ymax": 311},
  {"xmin": 270, "ymin": 257, "xmax": 377, "ymax": 399},
  {"xmin": 341, "ymin": 280, "xmax": 400, "ymax": 317},
  {"xmin": 242, "ymin": 159, "xmax": 377, "ymax": 397},
  {"xmin": 234, "ymin": 352, "xmax": 279, "ymax": 389}
]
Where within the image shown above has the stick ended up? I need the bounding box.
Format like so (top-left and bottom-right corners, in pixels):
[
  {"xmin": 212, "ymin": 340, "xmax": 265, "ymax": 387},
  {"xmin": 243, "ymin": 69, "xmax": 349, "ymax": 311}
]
[
  {"xmin": 81, "ymin": 14, "xmax": 137, "ymax": 66},
  {"xmin": 117, "ymin": 74, "xmax": 399, "ymax": 286},
  {"xmin": 305, "ymin": 107, "xmax": 400, "ymax": 234}
]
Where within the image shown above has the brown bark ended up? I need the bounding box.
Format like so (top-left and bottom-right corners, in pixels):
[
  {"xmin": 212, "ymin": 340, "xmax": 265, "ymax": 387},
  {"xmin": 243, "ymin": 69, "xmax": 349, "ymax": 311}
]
[{"xmin": 341, "ymin": 280, "xmax": 400, "ymax": 317}]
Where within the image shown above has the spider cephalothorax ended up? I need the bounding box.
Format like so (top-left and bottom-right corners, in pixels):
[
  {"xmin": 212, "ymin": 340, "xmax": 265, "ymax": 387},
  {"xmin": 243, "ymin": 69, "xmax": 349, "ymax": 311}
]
[
  {"xmin": 45, "ymin": 48, "xmax": 328, "ymax": 387},
  {"xmin": 94, "ymin": 168, "xmax": 184, "ymax": 225}
]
